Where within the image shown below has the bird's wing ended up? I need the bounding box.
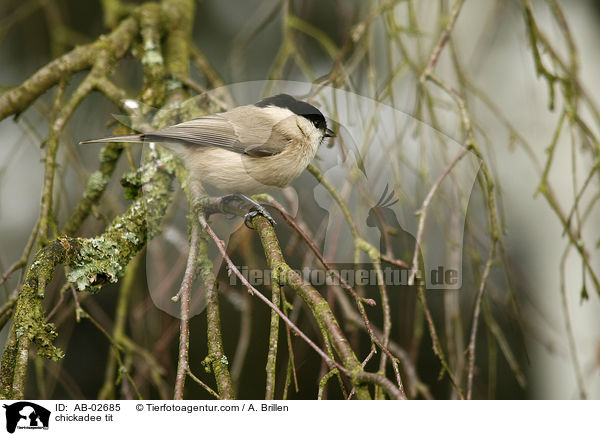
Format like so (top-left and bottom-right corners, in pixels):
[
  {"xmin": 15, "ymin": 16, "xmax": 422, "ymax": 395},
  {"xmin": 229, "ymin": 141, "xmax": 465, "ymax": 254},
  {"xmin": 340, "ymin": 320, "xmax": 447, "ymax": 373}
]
[{"xmin": 143, "ymin": 113, "xmax": 286, "ymax": 157}]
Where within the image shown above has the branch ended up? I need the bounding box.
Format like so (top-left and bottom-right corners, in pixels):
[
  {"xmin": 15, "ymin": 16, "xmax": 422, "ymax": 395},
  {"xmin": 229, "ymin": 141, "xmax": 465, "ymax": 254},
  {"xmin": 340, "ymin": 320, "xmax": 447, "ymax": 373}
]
[
  {"xmin": 419, "ymin": 0, "xmax": 465, "ymax": 83},
  {"xmin": 250, "ymin": 215, "xmax": 375, "ymax": 399},
  {"xmin": 173, "ymin": 219, "xmax": 200, "ymax": 399},
  {"xmin": 466, "ymin": 244, "xmax": 495, "ymax": 400},
  {"xmin": 0, "ymin": 16, "xmax": 138, "ymax": 121},
  {"xmin": 0, "ymin": 149, "xmax": 176, "ymax": 399}
]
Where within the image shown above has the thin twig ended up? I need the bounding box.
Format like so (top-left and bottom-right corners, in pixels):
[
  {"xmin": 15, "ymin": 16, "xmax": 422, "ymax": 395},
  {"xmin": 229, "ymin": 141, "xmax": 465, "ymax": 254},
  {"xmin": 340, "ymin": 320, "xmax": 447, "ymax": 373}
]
[
  {"xmin": 466, "ymin": 243, "xmax": 495, "ymax": 400},
  {"xmin": 186, "ymin": 369, "xmax": 220, "ymax": 399},
  {"xmin": 79, "ymin": 308, "xmax": 143, "ymax": 400},
  {"xmin": 0, "ymin": 219, "xmax": 39, "ymax": 288},
  {"xmin": 419, "ymin": 0, "xmax": 465, "ymax": 83},
  {"xmin": 408, "ymin": 147, "xmax": 469, "ymax": 286},
  {"xmin": 558, "ymin": 244, "xmax": 587, "ymax": 399},
  {"xmin": 173, "ymin": 219, "xmax": 200, "ymax": 400}
]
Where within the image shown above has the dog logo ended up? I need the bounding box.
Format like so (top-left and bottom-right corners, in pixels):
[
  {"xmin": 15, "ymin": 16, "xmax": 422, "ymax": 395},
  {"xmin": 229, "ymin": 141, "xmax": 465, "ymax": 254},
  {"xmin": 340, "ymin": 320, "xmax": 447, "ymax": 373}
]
[{"xmin": 3, "ymin": 402, "xmax": 50, "ymax": 433}]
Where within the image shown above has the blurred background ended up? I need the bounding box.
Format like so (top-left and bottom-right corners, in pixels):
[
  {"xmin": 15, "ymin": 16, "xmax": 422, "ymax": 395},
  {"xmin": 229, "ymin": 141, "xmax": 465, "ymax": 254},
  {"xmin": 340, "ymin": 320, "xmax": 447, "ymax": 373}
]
[{"xmin": 0, "ymin": 0, "xmax": 599, "ymax": 399}]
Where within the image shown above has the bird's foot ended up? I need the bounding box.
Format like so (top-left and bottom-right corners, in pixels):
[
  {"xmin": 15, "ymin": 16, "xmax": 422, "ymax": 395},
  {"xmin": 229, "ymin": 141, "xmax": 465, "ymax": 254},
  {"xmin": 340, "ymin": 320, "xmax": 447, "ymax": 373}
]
[
  {"xmin": 243, "ymin": 207, "xmax": 276, "ymax": 229},
  {"xmin": 220, "ymin": 193, "xmax": 276, "ymax": 228}
]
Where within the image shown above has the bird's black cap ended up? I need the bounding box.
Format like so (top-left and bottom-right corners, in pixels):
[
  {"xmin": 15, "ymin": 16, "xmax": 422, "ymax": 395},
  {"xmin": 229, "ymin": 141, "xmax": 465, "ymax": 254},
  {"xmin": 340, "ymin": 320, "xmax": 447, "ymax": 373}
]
[{"xmin": 255, "ymin": 94, "xmax": 328, "ymax": 132}]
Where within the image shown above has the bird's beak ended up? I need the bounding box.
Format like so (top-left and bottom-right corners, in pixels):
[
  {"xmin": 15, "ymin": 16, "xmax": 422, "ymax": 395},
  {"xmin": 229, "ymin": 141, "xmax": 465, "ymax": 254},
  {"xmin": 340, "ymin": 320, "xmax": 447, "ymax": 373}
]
[{"xmin": 324, "ymin": 128, "xmax": 336, "ymax": 138}]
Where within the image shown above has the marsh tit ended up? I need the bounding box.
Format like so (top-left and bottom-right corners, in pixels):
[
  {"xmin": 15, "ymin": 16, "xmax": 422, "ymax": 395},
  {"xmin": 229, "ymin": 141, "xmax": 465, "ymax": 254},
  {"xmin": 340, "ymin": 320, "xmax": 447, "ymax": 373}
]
[{"xmin": 81, "ymin": 94, "xmax": 335, "ymax": 199}]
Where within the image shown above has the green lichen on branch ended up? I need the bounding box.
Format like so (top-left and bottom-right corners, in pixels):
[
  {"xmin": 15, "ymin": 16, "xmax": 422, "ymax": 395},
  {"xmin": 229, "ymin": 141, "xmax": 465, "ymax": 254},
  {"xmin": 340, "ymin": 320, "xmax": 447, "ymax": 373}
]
[
  {"xmin": 14, "ymin": 239, "xmax": 81, "ymax": 360},
  {"xmin": 67, "ymin": 149, "xmax": 178, "ymax": 293},
  {"xmin": 135, "ymin": 3, "xmax": 167, "ymax": 106},
  {"xmin": 68, "ymin": 236, "xmax": 127, "ymax": 292},
  {"xmin": 0, "ymin": 148, "xmax": 177, "ymax": 399},
  {"xmin": 0, "ymin": 238, "xmax": 80, "ymax": 399},
  {"xmin": 121, "ymin": 169, "xmax": 143, "ymax": 200}
]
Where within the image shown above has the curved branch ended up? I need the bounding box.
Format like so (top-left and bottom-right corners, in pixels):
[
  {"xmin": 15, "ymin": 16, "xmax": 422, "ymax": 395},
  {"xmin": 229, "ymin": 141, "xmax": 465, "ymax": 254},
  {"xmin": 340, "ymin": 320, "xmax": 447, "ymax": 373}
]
[
  {"xmin": 0, "ymin": 16, "xmax": 138, "ymax": 121},
  {"xmin": 0, "ymin": 150, "xmax": 176, "ymax": 399}
]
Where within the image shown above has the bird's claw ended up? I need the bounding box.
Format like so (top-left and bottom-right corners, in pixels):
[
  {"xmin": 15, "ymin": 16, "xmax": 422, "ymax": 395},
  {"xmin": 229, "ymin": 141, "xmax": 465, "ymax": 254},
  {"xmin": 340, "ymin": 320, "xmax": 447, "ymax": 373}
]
[
  {"xmin": 220, "ymin": 193, "xmax": 276, "ymax": 228},
  {"xmin": 244, "ymin": 206, "xmax": 276, "ymax": 229}
]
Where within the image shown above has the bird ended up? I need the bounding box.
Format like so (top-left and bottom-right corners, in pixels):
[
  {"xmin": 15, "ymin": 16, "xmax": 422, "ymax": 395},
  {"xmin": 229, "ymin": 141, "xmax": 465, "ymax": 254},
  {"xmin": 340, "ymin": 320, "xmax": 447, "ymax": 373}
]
[{"xmin": 81, "ymin": 93, "xmax": 335, "ymax": 223}]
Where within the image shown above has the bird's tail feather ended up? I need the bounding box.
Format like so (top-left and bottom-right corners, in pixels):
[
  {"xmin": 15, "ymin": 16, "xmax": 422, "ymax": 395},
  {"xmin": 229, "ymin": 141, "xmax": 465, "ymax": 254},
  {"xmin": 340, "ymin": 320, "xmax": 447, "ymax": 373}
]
[{"xmin": 79, "ymin": 134, "xmax": 144, "ymax": 144}]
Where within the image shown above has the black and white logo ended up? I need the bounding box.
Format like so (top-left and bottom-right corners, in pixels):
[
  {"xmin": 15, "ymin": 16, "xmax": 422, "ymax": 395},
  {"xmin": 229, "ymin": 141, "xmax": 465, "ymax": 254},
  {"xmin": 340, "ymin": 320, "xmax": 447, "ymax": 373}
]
[{"xmin": 2, "ymin": 402, "xmax": 50, "ymax": 433}]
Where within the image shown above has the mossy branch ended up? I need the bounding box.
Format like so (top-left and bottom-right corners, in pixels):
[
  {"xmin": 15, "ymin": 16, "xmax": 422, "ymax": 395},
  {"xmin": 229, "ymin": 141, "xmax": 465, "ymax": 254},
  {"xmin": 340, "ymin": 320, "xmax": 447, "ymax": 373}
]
[
  {"xmin": 251, "ymin": 215, "xmax": 377, "ymax": 400},
  {"xmin": 0, "ymin": 149, "xmax": 176, "ymax": 399},
  {"xmin": 0, "ymin": 16, "xmax": 138, "ymax": 122}
]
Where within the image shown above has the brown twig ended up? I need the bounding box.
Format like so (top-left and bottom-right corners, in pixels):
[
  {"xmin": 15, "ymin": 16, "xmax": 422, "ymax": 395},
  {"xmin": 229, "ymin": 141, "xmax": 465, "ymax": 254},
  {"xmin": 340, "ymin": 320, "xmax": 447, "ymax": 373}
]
[
  {"xmin": 186, "ymin": 369, "xmax": 220, "ymax": 399},
  {"xmin": 419, "ymin": 0, "xmax": 465, "ymax": 84},
  {"xmin": 79, "ymin": 308, "xmax": 142, "ymax": 400},
  {"xmin": 173, "ymin": 219, "xmax": 200, "ymax": 400},
  {"xmin": 0, "ymin": 219, "xmax": 39, "ymax": 288},
  {"xmin": 408, "ymin": 147, "xmax": 469, "ymax": 286},
  {"xmin": 466, "ymin": 244, "xmax": 495, "ymax": 400}
]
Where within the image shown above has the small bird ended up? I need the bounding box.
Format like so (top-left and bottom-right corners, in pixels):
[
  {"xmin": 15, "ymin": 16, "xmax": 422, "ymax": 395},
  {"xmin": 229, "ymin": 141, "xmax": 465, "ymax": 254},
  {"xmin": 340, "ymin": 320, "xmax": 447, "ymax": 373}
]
[{"xmin": 81, "ymin": 93, "xmax": 335, "ymax": 222}]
